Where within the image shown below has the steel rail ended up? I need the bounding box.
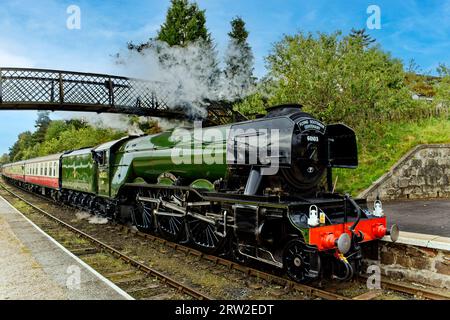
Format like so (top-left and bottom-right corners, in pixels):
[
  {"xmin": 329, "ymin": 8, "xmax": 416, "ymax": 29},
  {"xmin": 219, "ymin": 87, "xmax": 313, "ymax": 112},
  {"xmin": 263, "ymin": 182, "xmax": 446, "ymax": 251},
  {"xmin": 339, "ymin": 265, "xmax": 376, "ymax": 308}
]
[
  {"xmin": 0, "ymin": 183, "xmax": 210, "ymax": 300},
  {"xmin": 359, "ymin": 275, "xmax": 450, "ymax": 300}
]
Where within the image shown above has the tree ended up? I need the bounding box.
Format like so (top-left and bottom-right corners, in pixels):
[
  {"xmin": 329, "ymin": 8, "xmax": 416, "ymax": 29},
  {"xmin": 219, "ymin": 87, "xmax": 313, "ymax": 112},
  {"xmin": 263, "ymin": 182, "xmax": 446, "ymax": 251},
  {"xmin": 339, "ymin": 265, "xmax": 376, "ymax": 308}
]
[
  {"xmin": 0, "ymin": 153, "xmax": 10, "ymax": 165},
  {"xmin": 434, "ymin": 63, "xmax": 450, "ymax": 111},
  {"xmin": 128, "ymin": 0, "xmax": 211, "ymax": 51},
  {"xmin": 264, "ymin": 31, "xmax": 423, "ymax": 126},
  {"xmin": 228, "ymin": 16, "xmax": 249, "ymax": 45},
  {"xmin": 6, "ymin": 116, "xmax": 127, "ymax": 161},
  {"xmin": 9, "ymin": 131, "xmax": 34, "ymax": 161},
  {"xmin": 125, "ymin": 0, "xmax": 220, "ymax": 110},
  {"xmin": 349, "ymin": 28, "xmax": 376, "ymax": 48},
  {"xmin": 224, "ymin": 17, "xmax": 256, "ymax": 100},
  {"xmin": 157, "ymin": 0, "xmax": 211, "ymax": 47},
  {"xmin": 33, "ymin": 111, "xmax": 51, "ymax": 144}
]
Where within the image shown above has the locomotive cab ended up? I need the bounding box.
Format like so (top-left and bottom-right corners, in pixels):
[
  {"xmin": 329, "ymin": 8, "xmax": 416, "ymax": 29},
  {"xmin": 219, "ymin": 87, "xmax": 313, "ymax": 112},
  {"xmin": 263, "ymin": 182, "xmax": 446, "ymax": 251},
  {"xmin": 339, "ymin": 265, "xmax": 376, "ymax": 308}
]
[{"xmin": 227, "ymin": 104, "xmax": 358, "ymax": 196}]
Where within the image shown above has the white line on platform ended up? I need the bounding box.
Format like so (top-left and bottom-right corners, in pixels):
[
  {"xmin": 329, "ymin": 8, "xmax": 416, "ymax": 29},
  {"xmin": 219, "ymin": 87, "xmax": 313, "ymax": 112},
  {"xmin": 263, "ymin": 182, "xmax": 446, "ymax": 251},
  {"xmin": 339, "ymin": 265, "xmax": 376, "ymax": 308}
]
[{"xmin": 0, "ymin": 195, "xmax": 134, "ymax": 300}]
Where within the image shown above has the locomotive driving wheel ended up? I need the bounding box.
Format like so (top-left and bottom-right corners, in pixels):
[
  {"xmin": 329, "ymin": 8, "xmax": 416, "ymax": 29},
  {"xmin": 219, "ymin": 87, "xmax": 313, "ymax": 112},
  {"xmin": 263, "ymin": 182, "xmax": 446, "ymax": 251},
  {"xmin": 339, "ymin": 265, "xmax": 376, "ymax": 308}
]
[
  {"xmin": 155, "ymin": 189, "xmax": 185, "ymax": 242},
  {"xmin": 283, "ymin": 239, "xmax": 320, "ymax": 283},
  {"xmin": 187, "ymin": 215, "xmax": 226, "ymax": 254},
  {"xmin": 132, "ymin": 188, "xmax": 156, "ymax": 233}
]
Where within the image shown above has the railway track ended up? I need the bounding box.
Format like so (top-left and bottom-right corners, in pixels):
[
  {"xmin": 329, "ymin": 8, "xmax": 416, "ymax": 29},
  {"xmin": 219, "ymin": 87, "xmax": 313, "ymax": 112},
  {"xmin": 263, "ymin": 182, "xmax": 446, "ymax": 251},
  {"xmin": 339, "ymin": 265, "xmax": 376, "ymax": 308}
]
[
  {"xmin": 113, "ymin": 220, "xmax": 450, "ymax": 301},
  {"xmin": 1, "ymin": 181, "xmax": 449, "ymax": 301},
  {"xmin": 0, "ymin": 183, "xmax": 209, "ymax": 300}
]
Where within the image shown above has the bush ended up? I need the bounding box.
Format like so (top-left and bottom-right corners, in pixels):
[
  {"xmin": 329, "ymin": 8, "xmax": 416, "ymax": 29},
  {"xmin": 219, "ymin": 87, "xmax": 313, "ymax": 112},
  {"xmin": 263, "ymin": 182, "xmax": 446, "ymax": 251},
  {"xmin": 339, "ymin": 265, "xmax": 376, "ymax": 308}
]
[{"xmin": 237, "ymin": 31, "xmax": 435, "ymax": 126}]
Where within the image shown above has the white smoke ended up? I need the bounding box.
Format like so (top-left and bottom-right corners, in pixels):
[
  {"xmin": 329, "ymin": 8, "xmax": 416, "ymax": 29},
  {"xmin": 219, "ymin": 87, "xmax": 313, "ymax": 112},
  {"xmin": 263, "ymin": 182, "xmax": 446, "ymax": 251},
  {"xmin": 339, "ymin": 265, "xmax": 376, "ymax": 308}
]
[
  {"xmin": 55, "ymin": 39, "xmax": 255, "ymax": 132},
  {"xmin": 75, "ymin": 211, "xmax": 91, "ymax": 221},
  {"xmin": 87, "ymin": 215, "xmax": 109, "ymax": 225},
  {"xmin": 223, "ymin": 39, "xmax": 256, "ymax": 101},
  {"xmin": 75, "ymin": 211, "xmax": 109, "ymax": 225},
  {"xmin": 116, "ymin": 40, "xmax": 255, "ymax": 118}
]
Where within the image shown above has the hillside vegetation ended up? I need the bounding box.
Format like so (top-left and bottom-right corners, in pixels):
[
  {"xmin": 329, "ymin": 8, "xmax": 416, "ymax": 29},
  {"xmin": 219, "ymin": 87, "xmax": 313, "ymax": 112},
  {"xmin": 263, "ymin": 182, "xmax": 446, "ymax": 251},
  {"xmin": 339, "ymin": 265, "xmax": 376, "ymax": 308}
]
[{"xmin": 335, "ymin": 117, "xmax": 450, "ymax": 195}]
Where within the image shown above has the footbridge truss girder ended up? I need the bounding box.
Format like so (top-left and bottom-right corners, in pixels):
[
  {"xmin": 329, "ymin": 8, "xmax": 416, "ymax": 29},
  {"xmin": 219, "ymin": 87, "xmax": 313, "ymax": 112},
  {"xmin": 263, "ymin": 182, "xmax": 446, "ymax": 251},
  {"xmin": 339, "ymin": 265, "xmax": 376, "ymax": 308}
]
[{"xmin": 0, "ymin": 68, "xmax": 245, "ymax": 126}]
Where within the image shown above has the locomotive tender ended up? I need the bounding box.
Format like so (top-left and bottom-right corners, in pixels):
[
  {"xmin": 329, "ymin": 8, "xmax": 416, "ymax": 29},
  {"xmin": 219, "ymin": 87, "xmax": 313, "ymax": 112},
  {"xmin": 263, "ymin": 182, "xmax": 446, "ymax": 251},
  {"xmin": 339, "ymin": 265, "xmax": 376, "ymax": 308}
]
[{"xmin": 2, "ymin": 104, "xmax": 399, "ymax": 282}]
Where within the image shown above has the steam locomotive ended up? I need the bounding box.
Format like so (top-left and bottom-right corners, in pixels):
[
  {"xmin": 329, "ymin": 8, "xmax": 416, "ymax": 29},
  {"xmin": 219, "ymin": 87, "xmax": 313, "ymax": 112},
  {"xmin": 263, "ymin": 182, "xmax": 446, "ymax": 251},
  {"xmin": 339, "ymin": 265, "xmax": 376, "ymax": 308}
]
[{"xmin": 1, "ymin": 104, "xmax": 399, "ymax": 282}]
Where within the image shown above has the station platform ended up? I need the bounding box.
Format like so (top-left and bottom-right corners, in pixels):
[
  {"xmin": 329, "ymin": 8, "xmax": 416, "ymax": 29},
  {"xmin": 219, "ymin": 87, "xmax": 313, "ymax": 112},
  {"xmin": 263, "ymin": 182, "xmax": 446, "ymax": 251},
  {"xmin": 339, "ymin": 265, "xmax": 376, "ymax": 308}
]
[
  {"xmin": 383, "ymin": 199, "xmax": 450, "ymax": 238},
  {"xmin": 0, "ymin": 196, "xmax": 133, "ymax": 300}
]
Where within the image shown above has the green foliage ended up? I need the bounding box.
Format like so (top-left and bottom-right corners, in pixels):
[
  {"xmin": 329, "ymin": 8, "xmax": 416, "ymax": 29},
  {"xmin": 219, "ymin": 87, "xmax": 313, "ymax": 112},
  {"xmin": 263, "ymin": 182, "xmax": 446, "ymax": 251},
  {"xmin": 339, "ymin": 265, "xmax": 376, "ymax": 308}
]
[
  {"xmin": 434, "ymin": 63, "xmax": 450, "ymax": 110},
  {"xmin": 233, "ymin": 92, "xmax": 267, "ymax": 116},
  {"xmin": 33, "ymin": 111, "xmax": 51, "ymax": 144},
  {"xmin": 7, "ymin": 116, "xmax": 126, "ymax": 162},
  {"xmin": 233, "ymin": 77, "xmax": 276, "ymax": 116},
  {"xmin": 228, "ymin": 17, "xmax": 249, "ymax": 45},
  {"xmin": 126, "ymin": 0, "xmax": 220, "ymax": 95},
  {"xmin": 405, "ymin": 73, "xmax": 437, "ymax": 97},
  {"xmin": 0, "ymin": 153, "xmax": 10, "ymax": 165},
  {"xmin": 335, "ymin": 117, "xmax": 450, "ymax": 195},
  {"xmin": 349, "ymin": 28, "xmax": 376, "ymax": 48},
  {"xmin": 9, "ymin": 131, "xmax": 34, "ymax": 161},
  {"xmin": 38, "ymin": 125, "xmax": 125, "ymax": 156},
  {"xmin": 128, "ymin": 0, "xmax": 211, "ymax": 52},
  {"xmin": 157, "ymin": 0, "xmax": 211, "ymax": 47},
  {"xmin": 263, "ymin": 31, "xmax": 432, "ymax": 126}
]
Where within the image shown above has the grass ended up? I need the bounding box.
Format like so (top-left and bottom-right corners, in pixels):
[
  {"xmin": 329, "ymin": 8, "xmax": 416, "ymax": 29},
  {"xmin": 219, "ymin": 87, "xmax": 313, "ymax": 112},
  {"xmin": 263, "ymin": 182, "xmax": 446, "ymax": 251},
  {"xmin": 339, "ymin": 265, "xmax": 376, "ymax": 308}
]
[{"xmin": 334, "ymin": 116, "xmax": 450, "ymax": 196}]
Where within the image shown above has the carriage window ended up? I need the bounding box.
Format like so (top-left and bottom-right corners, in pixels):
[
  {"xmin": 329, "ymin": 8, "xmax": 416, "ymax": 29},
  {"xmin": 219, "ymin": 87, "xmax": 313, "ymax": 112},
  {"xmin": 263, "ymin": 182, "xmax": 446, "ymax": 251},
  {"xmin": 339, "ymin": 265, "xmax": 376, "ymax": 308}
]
[{"xmin": 40, "ymin": 164, "xmax": 43, "ymax": 176}]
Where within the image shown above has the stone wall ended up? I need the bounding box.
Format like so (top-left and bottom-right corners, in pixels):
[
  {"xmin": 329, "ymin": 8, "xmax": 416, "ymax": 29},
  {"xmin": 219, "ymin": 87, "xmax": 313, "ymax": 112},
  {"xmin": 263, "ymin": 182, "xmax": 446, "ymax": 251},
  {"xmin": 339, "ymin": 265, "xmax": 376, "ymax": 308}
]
[
  {"xmin": 359, "ymin": 144, "xmax": 450, "ymax": 201},
  {"xmin": 363, "ymin": 242, "xmax": 450, "ymax": 289}
]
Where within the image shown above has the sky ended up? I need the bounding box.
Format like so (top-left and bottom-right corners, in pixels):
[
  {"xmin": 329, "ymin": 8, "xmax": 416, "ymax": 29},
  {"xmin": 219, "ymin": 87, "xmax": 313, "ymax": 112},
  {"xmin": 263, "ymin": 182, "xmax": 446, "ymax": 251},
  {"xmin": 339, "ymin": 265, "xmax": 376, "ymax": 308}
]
[{"xmin": 0, "ymin": 0, "xmax": 449, "ymax": 155}]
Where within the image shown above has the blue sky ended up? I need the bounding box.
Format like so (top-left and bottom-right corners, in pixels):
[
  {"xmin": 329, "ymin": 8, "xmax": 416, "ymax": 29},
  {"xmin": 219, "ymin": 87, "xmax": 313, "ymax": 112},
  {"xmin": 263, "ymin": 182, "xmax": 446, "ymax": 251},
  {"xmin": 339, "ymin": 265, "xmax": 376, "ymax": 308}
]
[{"xmin": 0, "ymin": 0, "xmax": 449, "ymax": 155}]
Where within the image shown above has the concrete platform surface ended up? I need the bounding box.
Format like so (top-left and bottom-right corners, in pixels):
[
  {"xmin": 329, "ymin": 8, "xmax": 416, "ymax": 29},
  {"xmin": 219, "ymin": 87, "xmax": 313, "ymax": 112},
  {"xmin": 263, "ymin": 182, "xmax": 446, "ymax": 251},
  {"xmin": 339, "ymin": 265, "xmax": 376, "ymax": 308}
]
[
  {"xmin": 0, "ymin": 196, "xmax": 133, "ymax": 300},
  {"xmin": 382, "ymin": 231, "xmax": 450, "ymax": 251},
  {"xmin": 382, "ymin": 198, "xmax": 450, "ymax": 237}
]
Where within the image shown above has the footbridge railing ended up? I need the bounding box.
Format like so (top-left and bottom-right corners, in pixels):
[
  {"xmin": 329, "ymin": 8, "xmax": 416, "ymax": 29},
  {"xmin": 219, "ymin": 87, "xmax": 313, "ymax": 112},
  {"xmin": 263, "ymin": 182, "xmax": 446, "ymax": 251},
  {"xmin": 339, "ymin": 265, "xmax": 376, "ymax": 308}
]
[{"xmin": 0, "ymin": 68, "xmax": 245, "ymax": 125}]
